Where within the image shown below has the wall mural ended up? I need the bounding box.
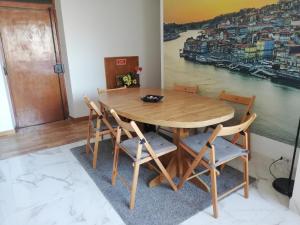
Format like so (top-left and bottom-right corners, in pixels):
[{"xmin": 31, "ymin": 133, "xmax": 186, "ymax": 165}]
[{"xmin": 163, "ymin": 0, "xmax": 300, "ymax": 145}]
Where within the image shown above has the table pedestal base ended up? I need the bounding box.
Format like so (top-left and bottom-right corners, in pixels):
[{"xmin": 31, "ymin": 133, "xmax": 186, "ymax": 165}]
[{"xmin": 148, "ymin": 128, "xmax": 210, "ymax": 192}]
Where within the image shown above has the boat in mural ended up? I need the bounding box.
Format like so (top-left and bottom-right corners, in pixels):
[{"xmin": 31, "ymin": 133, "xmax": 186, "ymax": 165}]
[{"xmin": 164, "ymin": 32, "xmax": 180, "ymax": 42}]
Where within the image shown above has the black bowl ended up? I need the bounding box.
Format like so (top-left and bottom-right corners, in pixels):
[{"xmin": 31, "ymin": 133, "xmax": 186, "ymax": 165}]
[{"xmin": 141, "ymin": 95, "xmax": 164, "ymax": 103}]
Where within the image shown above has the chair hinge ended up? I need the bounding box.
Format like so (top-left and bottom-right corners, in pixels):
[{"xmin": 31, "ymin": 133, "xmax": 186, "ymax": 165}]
[
  {"xmin": 98, "ymin": 115, "xmax": 103, "ymax": 119},
  {"xmin": 139, "ymin": 138, "xmax": 146, "ymax": 144},
  {"xmin": 239, "ymin": 130, "xmax": 246, "ymax": 136},
  {"xmin": 206, "ymin": 142, "xmax": 212, "ymax": 148}
]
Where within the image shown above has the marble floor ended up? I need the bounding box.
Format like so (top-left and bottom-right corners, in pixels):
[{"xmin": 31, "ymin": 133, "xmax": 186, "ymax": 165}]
[{"xmin": 0, "ymin": 140, "xmax": 299, "ymax": 225}]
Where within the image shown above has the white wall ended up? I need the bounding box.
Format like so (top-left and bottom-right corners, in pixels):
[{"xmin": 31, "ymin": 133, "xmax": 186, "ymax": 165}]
[
  {"xmin": 290, "ymin": 152, "xmax": 300, "ymax": 215},
  {"xmin": 160, "ymin": 0, "xmax": 164, "ymax": 88},
  {"xmin": 251, "ymin": 133, "xmax": 299, "ymax": 165},
  {"xmin": 55, "ymin": 0, "xmax": 161, "ymax": 118},
  {"xmin": 0, "ymin": 57, "xmax": 14, "ymax": 133}
]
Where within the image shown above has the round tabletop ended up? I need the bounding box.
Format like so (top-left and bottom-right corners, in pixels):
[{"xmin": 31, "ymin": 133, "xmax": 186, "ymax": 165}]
[{"xmin": 99, "ymin": 88, "xmax": 234, "ymax": 128}]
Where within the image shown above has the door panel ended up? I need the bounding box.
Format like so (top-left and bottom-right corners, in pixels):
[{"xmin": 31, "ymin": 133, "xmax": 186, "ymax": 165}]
[{"xmin": 0, "ymin": 7, "xmax": 65, "ymax": 127}]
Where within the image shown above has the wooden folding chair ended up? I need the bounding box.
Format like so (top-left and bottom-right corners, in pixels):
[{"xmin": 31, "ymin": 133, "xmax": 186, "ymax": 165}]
[
  {"xmin": 178, "ymin": 114, "xmax": 257, "ymax": 218},
  {"xmin": 83, "ymin": 96, "xmax": 117, "ymax": 169},
  {"xmin": 110, "ymin": 109, "xmax": 178, "ymax": 209},
  {"xmin": 205, "ymin": 90, "xmax": 255, "ymax": 154},
  {"xmin": 157, "ymin": 84, "xmax": 198, "ymax": 135}
]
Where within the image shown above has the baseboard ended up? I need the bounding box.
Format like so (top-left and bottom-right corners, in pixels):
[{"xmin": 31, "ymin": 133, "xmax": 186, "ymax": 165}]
[
  {"xmin": 290, "ymin": 197, "xmax": 300, "ymax": 215},
  {"xmin": 0, "ymin": 129, "xmax": 15, "ymax": 137},
  {"xmin": 69, "ymin": 116, "xmax": 89, "ymax": 122}
]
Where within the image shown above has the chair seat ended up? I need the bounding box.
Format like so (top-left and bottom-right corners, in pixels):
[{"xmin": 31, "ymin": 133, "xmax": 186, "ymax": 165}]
[
  {"xmin": 181, "ymin": 132, "xmax": 247, "ymax": 166},
  {"xmin": 92, "ymin": 116, "xmax": 118, "ymax": 131},
  {"xmin": 120, "ymin": 132, "xmax": 177, "ymax": 161}
]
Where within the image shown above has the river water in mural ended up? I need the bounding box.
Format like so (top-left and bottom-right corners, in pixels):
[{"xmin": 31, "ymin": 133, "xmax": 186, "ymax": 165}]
[{"xmin": 164, "ymin": 30, "xmax": 300, "ymax": 145}]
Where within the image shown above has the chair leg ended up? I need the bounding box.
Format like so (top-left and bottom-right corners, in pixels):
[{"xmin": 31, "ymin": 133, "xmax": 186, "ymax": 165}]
[
  {"xmin": 92, "ymin": 130, "xmax": 101, "ymax": 169},
  {"xmin": 243, "ymin": 155, "xmax": 249, "ymax": 199},
  {"xmin": 112, "ymin": 145, "xmax": 120, "ymax": 186},
  {"xmin": 203, "ymin": 126, "xmax": 209, "ymax": 133},
  {"xmin": 86, "ymin": 124, "xmax": 92, "ymax": 155},
  {"xmin": 130, "ymin": 162, "xmax": 140, "ymax": 209},
  {"xmin": 156, "ymin": 125, "xmax": 160, "ymax": 134},
  {"xmin": 110, "ymin": 133, "xmax": 115, "ymax": 150},
  {"xmin": 247, "ymin": 133, "xmax": 251, "ymax": 160},
  {"xmin": 210, "ymin": 168, "xmax": 218, "ymax": 218}
]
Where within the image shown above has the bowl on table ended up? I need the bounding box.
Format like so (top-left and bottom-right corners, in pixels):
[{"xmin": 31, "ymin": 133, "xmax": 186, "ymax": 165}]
[{"xmin": 140, "ymin": 95, "xmax": 164, "ymax": 103}]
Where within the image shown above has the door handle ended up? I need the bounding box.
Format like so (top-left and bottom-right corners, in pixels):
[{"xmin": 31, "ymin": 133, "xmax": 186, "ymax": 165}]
[{"xmin": 54, "ymin": 63, "xmax": 64, "ymax": 74}]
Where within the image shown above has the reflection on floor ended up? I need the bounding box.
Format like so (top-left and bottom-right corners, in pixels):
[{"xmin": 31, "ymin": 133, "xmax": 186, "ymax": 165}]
[
  {"xmin": 0, "ymin": 119, "xmax": 87, "ymax": 160},
  {"xmin": 0, "ymin": 140, "xmax": 299, "ymax": 225}
]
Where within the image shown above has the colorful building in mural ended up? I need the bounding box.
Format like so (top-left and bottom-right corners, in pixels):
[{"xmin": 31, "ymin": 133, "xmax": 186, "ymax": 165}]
[{"xmin": 169, "ymin": 0, "xmax": 300, "ymax": 87}]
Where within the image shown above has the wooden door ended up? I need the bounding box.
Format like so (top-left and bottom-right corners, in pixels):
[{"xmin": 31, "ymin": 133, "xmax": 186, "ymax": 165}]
[{"xmin": 0, "ymin": 5, "xmax": 66, "ymax": 128}]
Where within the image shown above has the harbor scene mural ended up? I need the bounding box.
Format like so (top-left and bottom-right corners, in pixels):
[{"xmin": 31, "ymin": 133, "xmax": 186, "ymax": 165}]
[{"xmin": 163, "ymin": 0, "xmax": 300, "ymax": 145}]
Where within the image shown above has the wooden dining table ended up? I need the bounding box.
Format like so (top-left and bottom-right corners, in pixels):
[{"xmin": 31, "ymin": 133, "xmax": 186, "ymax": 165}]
[{"xmin": 99, "ymin": 88, "xmax": 234, "ymax": 191}]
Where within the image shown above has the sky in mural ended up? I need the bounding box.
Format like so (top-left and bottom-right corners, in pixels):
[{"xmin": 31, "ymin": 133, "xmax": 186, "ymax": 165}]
[{"xmin": 164, "ymin": 0, "xmax": 278, "ymax": 24}]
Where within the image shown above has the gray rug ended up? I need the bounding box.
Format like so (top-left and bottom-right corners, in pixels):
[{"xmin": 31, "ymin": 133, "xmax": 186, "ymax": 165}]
[{"xmin": 71, "ymin": 140, "xmax": 254, "ymax": 225}]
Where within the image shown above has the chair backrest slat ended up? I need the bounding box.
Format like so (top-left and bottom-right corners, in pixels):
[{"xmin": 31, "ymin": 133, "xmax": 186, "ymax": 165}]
[
  {"xmin": 90, "ymin": 101, "xmax": 102, "ymax": 116},
  {"xmin": 84, "ymin": 96, "xmax": 93, "ymax": 110},
  {"xmin": 97, "ymin": 86, "xmax": 127, "ymax": 96},
  {"xmin": 219, "ymin": 90, "xmax": 255, "ymax": 106},
  {"xmin": 110, "ymin": 109, "xmax": 135, "ymax": 135},
  {"xmin": 84, "ymin": 96, "xmax": 103, "ymax": 118},
  {"xmin": 130, "ymin": 120, "xmax": 147, "ymax": 142},
  {"xmin": 217, "ymin": 113, "xmax": 257, "ymax": 137},
  {"xmin": 174, "ymin": 84, "xmax": 198, "ymax": 94},
  {"xmin": 219, "ymin": 90, "xmax": 255, "ymax": 126}
]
